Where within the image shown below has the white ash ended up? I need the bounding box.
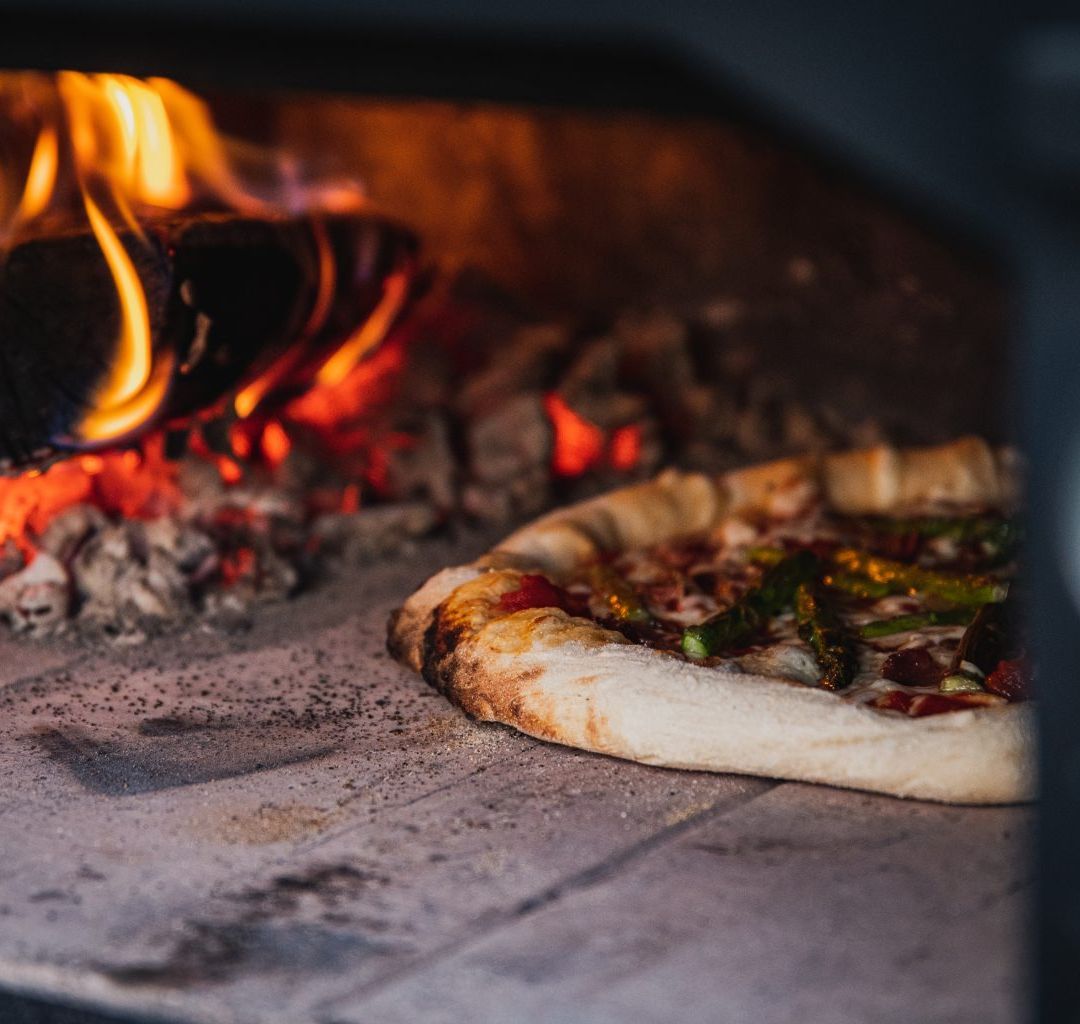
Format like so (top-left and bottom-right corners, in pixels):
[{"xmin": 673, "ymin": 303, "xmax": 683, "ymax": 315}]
[
  {"xmin": 313, "ymin": 502, "xmax": 438, "ymax": 564},
  {"xmin": 0, "ymin": 552, "xmax": 69, "ymax": 636},
  {"xmin": 73, "ymin": 521, "xmax": 195, "ymax": 636},
  {"xmin": 39, "ymin": 503, "xmax": 107, "ymax": 564},
  {"xmin": 382, "ymin": 413, "xmax": 457, "ymax": 512},
  {"xmin": 467, "ymin": 393, "xmax": 552, "ymax": 486}
]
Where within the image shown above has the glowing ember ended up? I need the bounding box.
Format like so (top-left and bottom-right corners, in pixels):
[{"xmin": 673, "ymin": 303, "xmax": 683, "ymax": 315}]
[
  {"xmin": 216, "ymin": 457, "xmax": 243, "ymax": 486},
  {"xmin": 340, "ymin": 483, "xmax": 361, "ymax": 514},
  {"xmin": 260, "ymin": 421, "xmax": 292, "ymax": 469},
  {"xmin": 544, "ymin": 393, "xmax": 606, "ymax": 477},
  {"xmin": 544, "ymin": 395, "xmax": 645, "ymax": 478},
  {"xmin": 609, "ymin": 424, "xmax": 643, "ymax": 471},
  {"xmin": 286, "ymin": 334, "xmax": 407, "ymax": 434},
  {"xmin": 0, "ymin": 436, "xmax": 180, "ymax": 550}
]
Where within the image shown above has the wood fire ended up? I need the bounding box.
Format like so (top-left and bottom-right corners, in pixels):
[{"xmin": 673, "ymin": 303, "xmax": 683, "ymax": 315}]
[{"xmin": 0, "ymin": 78, "xmax": 896, "ymax": 643}]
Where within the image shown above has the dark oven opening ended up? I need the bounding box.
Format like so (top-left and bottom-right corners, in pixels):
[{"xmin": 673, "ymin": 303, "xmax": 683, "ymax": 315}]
[{"xmin": 0, "ymin": 5, "xmax": 1071, "ymax": 1023}]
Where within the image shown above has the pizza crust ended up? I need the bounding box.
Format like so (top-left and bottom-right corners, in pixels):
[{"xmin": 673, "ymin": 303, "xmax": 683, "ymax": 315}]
[{"xmin": 388, "ymin": 437, "xmax": 1033, "ymax": 804}]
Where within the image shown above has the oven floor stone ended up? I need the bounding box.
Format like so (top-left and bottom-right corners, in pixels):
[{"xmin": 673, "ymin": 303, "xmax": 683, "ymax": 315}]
[{"xmin": 0, "ymin": 536, "xmax": 1031, "ymax": 1024}]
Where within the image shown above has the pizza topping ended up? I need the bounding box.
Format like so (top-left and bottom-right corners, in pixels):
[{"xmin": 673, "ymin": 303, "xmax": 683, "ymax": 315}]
[
  {"xmin": 795, "ymin": 582, "xmax": 859, "ymax": 690},
  {"xmin": 870, "ymin": 689, "xmax": 1006, "ymax": 717},
  {"xmin": 715, "ymin": 517, "xmax": 760, "ymax": 549},
  {"xmin": 832, "ymin": 548, "xmax": 1007, "ymax": 606},
  {"xmin": 846, "ymin": 514, "xmax": 1020, "ymax": 568},
  {"xmin": 681, "ymin": 550, "xmax": 819, "ymax": 659},
  {"xmin": 870, "ymin": 689, "xmax": 917, "ymax": 714},
  {"xmin": 859, "ymin": 607, "xmax": 975, "ymax": 639},
  {"xmin": 584, "ymin": 564, "xmax": 652, "ymax": 623},
  {"xmin": 939, "ymin": 672, "xmax": 986, "ymax": 694},
  {"xmin": 985, "ymin": 657, "xmax": 1033, "ymax": 701},
  {"xmin": 824, "ymin": 571, "xmax": 895, "ymax": 601},
  {"xmin": 563, "ymin": 501, "xmax": 1024, "ymax": 717},
  {"xmin": 880, "ymin": 647, "xmax": 943, "ymax": 687},
  {"xmin": 746, "ymin": 545, "xmax": 785, "ymax": 567},
  {"xmin": 738, "ymin": 639, "xmax": 823, "ymax": 686},
  {"xmin": 498, "ymin": 574, "xmax": 581, "ymax": 616},
  {"xmin": 853, "ymin": 513, "xmax": 1013, "ymax": 545},
  {"xmin": 642, "ymin": 575, "xmax": 685, "ymax": 611},
  {"xmin": 946, "ymin": 598, "xmax": 1018, "ymax": 680}
]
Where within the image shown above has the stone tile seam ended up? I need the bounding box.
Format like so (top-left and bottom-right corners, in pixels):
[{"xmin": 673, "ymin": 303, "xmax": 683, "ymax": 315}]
[
  {"xmin": 311, "ymin": 779, "xmax": 781, "ymax": 1020},
  {"xmin": 292, "ymin": 742, "xmax": 545, "ymax": 856}
]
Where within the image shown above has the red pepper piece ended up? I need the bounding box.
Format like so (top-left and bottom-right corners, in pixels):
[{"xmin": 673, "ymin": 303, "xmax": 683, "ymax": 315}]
[
  {"xmin": 498, "ymin": 574, "xmax": 581, "ymax": 616},
  {"xmin": 880, "ymin": 647, "xmax": 943, "ymax": 687},
  {"xmin": 985, "ymin": 657, "xmax": 1033, "ymax": 702},
  {"xmin": 870, "ymin": 690, "xmax": 916, "ymax": 714},
  {"xmin": 870, "ymin": 689, "xmax": 1003, "ymax": 717},
  {"xmin": 907, "ymin": 692, "xmax": 1004, "ymax": 717}
]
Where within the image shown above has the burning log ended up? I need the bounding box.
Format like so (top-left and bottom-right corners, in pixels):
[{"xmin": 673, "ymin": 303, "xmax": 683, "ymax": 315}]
[{"xmin": 0, "ymin": 211, "xmax": 418, "ymax": 468}]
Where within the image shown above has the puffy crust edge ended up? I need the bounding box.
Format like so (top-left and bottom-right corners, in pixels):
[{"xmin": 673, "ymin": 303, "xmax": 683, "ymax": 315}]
[{"xmin": 388, "ymin": 437, "xmax": 1030, "ymax": 804}]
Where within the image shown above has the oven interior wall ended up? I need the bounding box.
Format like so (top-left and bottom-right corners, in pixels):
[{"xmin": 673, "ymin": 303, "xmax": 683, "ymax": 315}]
[{"xmin": 242, "ymin": 95, "xmax": 1007, "ymax": 446}]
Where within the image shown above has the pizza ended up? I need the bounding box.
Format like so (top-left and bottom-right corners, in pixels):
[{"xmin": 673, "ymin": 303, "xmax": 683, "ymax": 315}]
[{"xmin": 388, "ymin": 437, "xmax": 1032, "ymax": 804}]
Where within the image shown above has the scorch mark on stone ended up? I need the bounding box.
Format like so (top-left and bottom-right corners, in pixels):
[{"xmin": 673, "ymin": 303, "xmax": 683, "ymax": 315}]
[{"xmin": 29, "ymin": 725, "xmax": 338, "ymax": 795}]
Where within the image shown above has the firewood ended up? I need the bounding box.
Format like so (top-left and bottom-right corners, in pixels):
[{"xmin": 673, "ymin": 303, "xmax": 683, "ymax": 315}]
[{"xmin": 0, "ymin": 211, "xmax": 417, "ymax": 468}]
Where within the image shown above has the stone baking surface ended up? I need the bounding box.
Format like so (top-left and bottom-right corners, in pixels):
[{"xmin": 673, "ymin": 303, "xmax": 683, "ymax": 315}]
[{"xmin": 0, "ymin": 535, "xmax": 1030, "ymax": 1024}]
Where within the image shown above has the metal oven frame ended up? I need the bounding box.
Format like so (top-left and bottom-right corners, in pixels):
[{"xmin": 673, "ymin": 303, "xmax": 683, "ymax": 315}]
[{"xmin": 2, "ymin": 2, "xmax": 1076, "ymax": 1019}]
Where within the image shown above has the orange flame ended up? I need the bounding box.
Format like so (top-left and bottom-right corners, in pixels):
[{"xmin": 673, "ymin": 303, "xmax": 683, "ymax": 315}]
[
  {"xmin": 15, "ymin": 124, "xmax": 58, "ymax": 222},
  {"xmin": 2, "ymin": 71, "xmax": 386, "ymax": 458},
  {"xmin": 3, "ymin": 72, "xmax": 342, "ymax": 449},
  {"xmin": 55, "ymin": 72, "xmax": 244, "ymax": 219},
  {"xmin": 49, "ymin": 72, "xmax": 206, "ymax": 444},
  {"xmin": 316, "ymin": 270, "xmax": 411, "ymax": 388},
  {"xmin": 58, "ymin": 72, "xmax": 189, "ymax": 226},
  {"xmin": 233, "ymin": 218, "xmax": 339, "ymax": 419},
  {"xmin": 77, "ymin": 195, "xmax": 152, "ymax": 424},
  {"xmin": 0, "ymin": 72, "xmax": 412, "ymax": 561},
  {"xmin": 286, "ymin": 333, "xmax": 407, "ymax": 430}
]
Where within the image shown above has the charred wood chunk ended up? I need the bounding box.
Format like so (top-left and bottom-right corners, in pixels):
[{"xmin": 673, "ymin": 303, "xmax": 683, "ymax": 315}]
[
  {"xmin": 0, "ymin": 226, "xmax": 173, "ymax": 466},
  {"xmin": 0, "ymin": 212, "xmax": 418, "ymax": 468}
]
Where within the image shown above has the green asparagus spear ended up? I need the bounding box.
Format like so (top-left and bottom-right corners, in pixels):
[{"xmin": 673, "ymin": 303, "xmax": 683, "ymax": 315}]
[
  {"xmin": 746, "ymin": 545, "xmax": 785, "ymax": 567},
  {"xmin": 795, "ymin": 582, "xmax": 859, "ymax": 690},
  {"xmin": 585, "ymin": 565, "xmax": 651, "ymax": 623},
  {"xmin": 857, "ymin": 514, "xmax": 1012, "ymax": 542},
  {"xmin": 859, "ymin": 608, "xmax": 975, "ymax": 639},
  {"xmin": 832, "ymin": 548, "xmax": 1007, "ymax": 606},
  {"xmin": 824, "ymin": 572, "xmax": 895, "ymax": 600},
  {"xmin": 855, "ymin": 515, "xmax": 1021, "ymax": 566},
  {"xmin": 682, "ymin": 550, "xmax": 819, "ymax": 659}
]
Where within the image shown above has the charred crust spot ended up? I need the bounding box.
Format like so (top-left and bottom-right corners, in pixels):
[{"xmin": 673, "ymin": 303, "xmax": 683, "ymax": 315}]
[
  {"xmin": 450, "ymin": 662, "xmax": 554, "ymax": 740},
  {"xmin": 411, "ymin": 588, "xmax": 600, "ymax": 746},
  {"xmin": 420, "ymin": 602, "xmax": 471, "ymax": 698},
  {"xmin": 508, "ymin": 696, "xmax": 527, "ymax": 718},
  {"xmin": 385, "ymin": 607, "xmax": 405, "ymax": 660},
  {"xmin": 420, "ymin": 613, "xmax": 446, "ymax": 694}
]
